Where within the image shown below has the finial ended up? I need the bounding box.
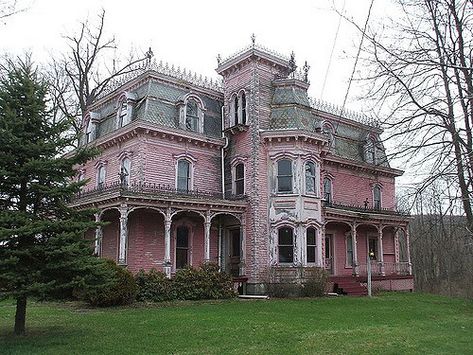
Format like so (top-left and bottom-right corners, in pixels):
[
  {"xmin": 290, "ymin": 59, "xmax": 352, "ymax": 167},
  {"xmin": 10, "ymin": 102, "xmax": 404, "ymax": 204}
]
[
  {"xmin": 145, "ymin": 47, "xmax": 154, "ymax": 67},
  {"xmin": 217, "ymin": 53, "xmax": 221, "ymax": 65},
  {"xmin": 303, "ymin": 60, "xmax": 310, "ymax": 82},
  {"xmin": 251, "ymin": 33, "xmax": 256, "ymax": 46},
  {"xmin": 288, "ymin": 51, "xmax": 297, "ymax": 77}
]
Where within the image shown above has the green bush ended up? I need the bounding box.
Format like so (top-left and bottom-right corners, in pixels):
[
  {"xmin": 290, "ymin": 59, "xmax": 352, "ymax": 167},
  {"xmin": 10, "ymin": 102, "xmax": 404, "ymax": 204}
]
[
  {"xmin": 80, "ymin": 259, "xmax": 137, "ymax": 307},
  {"xmin": 301, "ymin": 268, "xmax": 329, "ymax": 297},
  {"xmin": 173, "ymin": 263, "xmax": 235, "ymax": 300},
  {"xmin": 267, "ymin": 283, "xmax": 302, "ymax": 298},
  {"xmin": 135, "ymin": 269, "xmax": 174, "ymax": 302}
]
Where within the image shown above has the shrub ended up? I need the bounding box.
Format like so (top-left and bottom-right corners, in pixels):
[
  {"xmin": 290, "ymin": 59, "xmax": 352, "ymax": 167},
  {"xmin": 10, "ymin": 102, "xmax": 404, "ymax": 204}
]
[
  {"xmin": 172, "ymin": 263, "xmax": 235, "ymax": 300},
  {"xmin": 301, "ymin": 268, "xmax": 329, "ymax": 297},
  {"xmin": 267, "ymin": 283, "xmax": 302, "ymax": 298},
  {"xmin": 135, "ymin": 269, "xmax": 174, "ymax": 302},
  {"xmin": 80, "ymin": 259, "xmax": 137, "ymax": 307}
]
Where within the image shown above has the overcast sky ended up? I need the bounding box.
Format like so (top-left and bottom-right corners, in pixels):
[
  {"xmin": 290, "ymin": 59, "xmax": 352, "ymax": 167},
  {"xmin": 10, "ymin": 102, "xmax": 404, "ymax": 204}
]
[{"xmin": 1, "ymin": 0, "xmax": 415, "ymax": 182}]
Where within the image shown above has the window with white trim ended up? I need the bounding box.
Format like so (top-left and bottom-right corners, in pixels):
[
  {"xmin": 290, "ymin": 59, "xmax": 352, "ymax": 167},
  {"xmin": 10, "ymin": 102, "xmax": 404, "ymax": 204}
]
[
  {"xmin": 177, "ymin": 160, "xmax": 191, "ymax": 192},
  {"xmin": 278, "ymin": 227, "xmax": 294, "ymax": 263},
  {"xmin": 277, "ymin": 159, "xmax": 293, "ymax": 193},
  {"xmin": 306, "ymin": 227, "xmax": 317, "ymax": 264},
  {"xmin": 85, "ymin": 120, "xmax": 93, "ymax": 143},
  {"xmin": 229, "ymin": 90, "xmax": 248, "ymax": 126},
  {"xmin": 346, "ymin": 234, "xmax": 353, "ymax": 267},
  {"xmin": 120, "ymin": 158, "xmax": 131, "ymax": 187},
  {"xmin": 322, "ymin": 123, "xmax": 334, "ymax": 147},
  {"xmin": 323, "ymin": 177, "xmax": 332, "ymax": 203},
  {"xmin": 234, "ymin": 163, "xmax": 245, "ymax": 195},
  {"xmin": 186, "ymin": 100, "xmax": 200, "ymax": 132},
  {"xmin": 97, "ymin": 165, "xmax": 106, "ymax": 189},
  {"xmin": 305, "ymin": 161, "xmax": 317, "ymax": 194}
]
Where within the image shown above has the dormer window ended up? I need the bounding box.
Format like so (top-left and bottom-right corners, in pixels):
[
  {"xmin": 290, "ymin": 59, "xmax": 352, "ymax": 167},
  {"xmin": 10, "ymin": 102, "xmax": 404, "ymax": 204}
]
[
  {"xmin": 178, "ymin": 94, "xmax": 205, "ymax": 134},
  {"xmin": 186, "ymin": 100, "xmax": 199, "ymax": 132},
  {"xmin": 116, "ymin": 92, "xmax": 136, "ymax": 129},
  {"xmin": 229, "ymin": 90, "xmax": 248, "ymax": 127},
  {"xmin": 322, "ymin": 122, "xmax": 334, "ymax": 148},
  {"xmin": 118, "ymin": 100, "xmax": 129, "ymax": 127},
  {"xmin": 85, "ymin": 120, "xmax": 93, "ymax": 144}
]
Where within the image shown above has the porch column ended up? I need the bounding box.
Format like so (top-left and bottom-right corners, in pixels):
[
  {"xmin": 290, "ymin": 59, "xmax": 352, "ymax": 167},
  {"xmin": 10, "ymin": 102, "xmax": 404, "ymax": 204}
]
[
  {"xmin": 94, "ymin": 213, "xmax": 102, "ymax": 256},
  {"xmin": 204, "ymin": 211, "xmax": 211, "ymax": 263},
  {"xmin": 405, "ymin": 227, "xmax": 412, "ymax": 275},
  {"xmin": 240, "ymin": 215, "xmax": 246, "ymax": 276},
  {"xmin": 352, "ymin": 222, "xmax": 359, "ymax": 276},
  {"xmin": 378, "ymin": 225, "xmax": 385, "ymax": 276},
  {"xmin": 118, "ymin": 204, "xmax": 128, "ymax": 265},
  {"xmin": 163, "ymin": 208, "xmax": 172, "ymax": 278}
]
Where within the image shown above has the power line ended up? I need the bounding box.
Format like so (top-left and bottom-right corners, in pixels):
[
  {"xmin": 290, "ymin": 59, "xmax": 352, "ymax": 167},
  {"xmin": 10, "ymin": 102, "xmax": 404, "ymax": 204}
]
[{"xmin": 341, "ymin": 0, "xmax": 375, "ymax": 113}]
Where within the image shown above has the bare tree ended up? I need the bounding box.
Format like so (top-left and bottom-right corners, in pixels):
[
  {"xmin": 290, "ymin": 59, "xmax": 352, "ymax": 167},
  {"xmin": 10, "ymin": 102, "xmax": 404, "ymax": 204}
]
[
  {"xmin": 49, "ymin": 10, "xmax": 153, "ymax": 137},
  {"xmin": 342, "ymin": 0, "xmax": 473, "ymax": 232},
  {"xmin": 0, "ymin": 0, "xmax": 25, "ymax": 22}
]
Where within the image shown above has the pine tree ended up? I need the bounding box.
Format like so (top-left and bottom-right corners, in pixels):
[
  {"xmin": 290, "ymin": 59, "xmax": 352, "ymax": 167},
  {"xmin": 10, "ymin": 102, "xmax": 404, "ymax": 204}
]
[{"xmin": 0, "ymin": 57, "xmax": 111, "ymax": 335}]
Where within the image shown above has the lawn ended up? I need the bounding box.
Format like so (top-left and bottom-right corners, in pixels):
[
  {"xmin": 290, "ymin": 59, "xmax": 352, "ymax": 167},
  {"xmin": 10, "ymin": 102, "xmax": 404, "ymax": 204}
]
[{"xmin": 0, "ymin": 293, "xmax": 472, "ymax": 354}]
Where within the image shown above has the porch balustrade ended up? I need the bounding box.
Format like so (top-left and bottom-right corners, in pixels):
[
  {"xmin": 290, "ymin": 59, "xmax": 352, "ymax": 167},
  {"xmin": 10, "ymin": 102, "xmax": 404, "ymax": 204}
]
[
  {"xmin": 323, "ymin": 200, "xmax": 409, "ymax": 216},
  {"xmin": 357, "ymin": 261, "xmax": 411, "ymax": 276},
  {"xmin": 73, "ymin": 180, "xmax": 246, "ymax": 203}
]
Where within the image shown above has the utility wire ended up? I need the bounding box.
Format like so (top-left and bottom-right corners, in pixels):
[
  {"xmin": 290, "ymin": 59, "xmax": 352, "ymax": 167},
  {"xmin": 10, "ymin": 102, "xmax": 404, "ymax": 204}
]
[
  {"xmin": 320, "ymin": 0, "xmax": 346, "ymax": 101},
  {"xmin": 341, "ymin": 0, "xmax": 375, "ymax": 113}
]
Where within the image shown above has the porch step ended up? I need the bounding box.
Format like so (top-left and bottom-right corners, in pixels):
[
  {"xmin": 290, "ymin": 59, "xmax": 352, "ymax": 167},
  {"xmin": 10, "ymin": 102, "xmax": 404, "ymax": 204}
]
[{"xmin": 330, "ymin": 276, "xmax": 367, "ymax": 296}]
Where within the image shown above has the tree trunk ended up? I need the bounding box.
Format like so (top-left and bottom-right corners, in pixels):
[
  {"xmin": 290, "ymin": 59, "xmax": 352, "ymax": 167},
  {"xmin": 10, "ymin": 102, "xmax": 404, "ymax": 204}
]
[{"xmin": 14, "ymin": 296, "xmax": 27, "ymax": 335}]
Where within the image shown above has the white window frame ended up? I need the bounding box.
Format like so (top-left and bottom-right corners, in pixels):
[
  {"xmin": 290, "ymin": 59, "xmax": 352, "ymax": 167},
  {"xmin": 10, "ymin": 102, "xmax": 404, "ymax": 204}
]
[
  {"xmin": 276, "ymin": 158, "xmax": 293, "ymax": 193},
  {"xmin": 176, "ymin": 159, "xmax": 193, "ymax": 192},
  {"xmin": 373, "ymin": 184, "xmax": 382, "ymax": 210},
  {"xmin": 322, "ymin": 122, "xmax": 334, "ymax": 148},
  {"xmin": 304, "ymin": 161, "xmax": 317, "ymax": 195},
  {"xmin": 345, "ymin": 233, "xmax": 353, "ymax": 268},
  {"xmin": 306, "ymin": 227, "xmax": 317, "ymax": 265},
  {"xmin": 120, "ymin": 157, "xmax": 131, "ymax": 187},
  {"xmin": 96, "ymin": 165, "xmax": 106, "ymax": 189},
  {"xmin": 277, "ymin": 226, "xmax": 295, "ymax": 265}
]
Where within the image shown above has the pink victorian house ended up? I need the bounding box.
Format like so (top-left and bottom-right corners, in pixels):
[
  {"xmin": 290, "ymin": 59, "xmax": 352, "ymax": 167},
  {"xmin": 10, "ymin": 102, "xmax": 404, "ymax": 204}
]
[{"xmin": 73, "ymin": 42, "xmax": 413, "ymax": 295}]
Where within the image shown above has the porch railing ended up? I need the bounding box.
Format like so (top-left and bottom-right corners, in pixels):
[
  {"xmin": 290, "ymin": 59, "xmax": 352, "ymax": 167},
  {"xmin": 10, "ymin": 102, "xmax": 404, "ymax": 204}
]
[
  {"xmin": 72, "ymin": 181, "xmax": 246, "ymax": 203},
  {"xmin": 323, "ymin": 200, "xmax": 409, "ymax": 216},
  {"xmin": 356, "ymin": 261, "xmax": 411, "ymax": 276}
]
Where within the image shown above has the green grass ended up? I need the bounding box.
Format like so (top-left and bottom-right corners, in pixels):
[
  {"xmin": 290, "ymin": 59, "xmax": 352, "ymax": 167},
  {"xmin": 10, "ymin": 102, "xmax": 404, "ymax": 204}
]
[{"xmin": 0, "ymin": 293, "xmax": 472, "ymax": 354}]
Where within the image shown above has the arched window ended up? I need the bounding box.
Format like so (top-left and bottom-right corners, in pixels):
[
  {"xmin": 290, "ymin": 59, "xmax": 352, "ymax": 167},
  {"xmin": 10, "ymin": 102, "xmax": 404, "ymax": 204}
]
[
  {"xmin": 176, "ymin": 226, "xmax": 189, "ymax": 269},
  {"xmin": 278, "ymin": 227, "xmax": 294, "ymax": 263},
  {"xmin": 120, "ymin": 158, "xmax": 131, "ymax": 187},
  {"xmin": 305, "ymin": 161, "xmax": 317, "ymax": 194},
  {"xmin": 277, "ymin": 159, "xmax": 293, "ymax": 193},
  {"xmin": 373, "ymin": 185, "xmax": 381, "ymax": 209},
  {"xmin": 97, "ymin": 165, "xmax": 106, "ymax": 189},
  {"xmin": 240, "ymin": 91, "xmax": 247, "ymax": 124},
  {"xmin": 186, "ymin": 100, "xmax": 199, "ymax": 132},
  {"xmin": 365, "ymin": 138, "xmax": 377, "ymax": 164},
  {"xmin": 117, "ymin": 100, "xmax": 130, "ymax": 128},
  {"xmin": 306, "ymin": 227, "xmax": 317, "ymax": 264},
  {"xmin": 177, "ymin": 160, "xmax": 191, "ymax": 192},
  {"xmin": 234, "ymin": 95, "xmax": 239, "ymax": 125},
  {"xmin": 323, "ymin": 177, "xmax": 332, "ymax": 203},
  {"xmin": 234, "ymin": 163, "xmax": 245, "ymax": 195}
]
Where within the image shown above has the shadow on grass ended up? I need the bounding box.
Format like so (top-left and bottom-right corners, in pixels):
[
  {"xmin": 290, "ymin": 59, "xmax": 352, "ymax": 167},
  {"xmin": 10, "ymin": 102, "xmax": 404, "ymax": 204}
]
[{"xmin": 0, "ymin": 325, "xmax": 86, "ymax": 345}]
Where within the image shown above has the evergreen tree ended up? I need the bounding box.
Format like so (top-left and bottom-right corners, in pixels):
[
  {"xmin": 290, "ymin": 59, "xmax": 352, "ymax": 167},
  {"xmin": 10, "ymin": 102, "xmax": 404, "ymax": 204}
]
[{"xmin": 0, "ymin": 57, "xmax": 111, "ymax": 335}]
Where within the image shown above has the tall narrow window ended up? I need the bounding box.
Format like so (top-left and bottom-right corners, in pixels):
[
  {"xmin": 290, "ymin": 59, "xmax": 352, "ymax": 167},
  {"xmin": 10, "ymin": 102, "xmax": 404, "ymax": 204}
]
[
  {"xmin": 366, "ymin": 139, "xmax": 376, "ymax": 164},
  {"xmin": 277, "ymin": 159, "xmax": 293, "ymax": 193},
  {"xmin": 176, "ymin": 226, "xmax": 189, "ymax": 269},
  {"xmin": 85, "ymin": 121, "xmax": 93, "ymax": 143},
  {"xmin": 234, "ymin": 95, "xmax": 239, "ymax": 125},
  {"xmin": 120, "ymin": 158, "xmax": 131, "ymax": 187},
  {"xmin": 323, "ymin": 177, "xmax": 332, "ymax": 203},
  {"xmin": 322, "ymin": 123, "xmax": 334, "ymax": 147},
  {"xmin": 305, "ymin": 161, "xmax": 317, "ymax": 194},
  {"xmin": 346, "ymin": 234, "xmax": 353, "ymax": 266},
  {"xmin": 241, "ymin": 92, "xmax": 246, "ymax": 124},
  {"xmin": 278, "ymin": 227, "xmax": 294, "ymax": 263},
  {"xmin": 373, "ymin": 185, "xmax": 381, "ymax": 209},
  {"xmin": 118, "ymin": 100, "xmax": 128, "ymax": 127},
  {"xmin": 234, "ymin": 163, "xmax": 245, "ymax": 195},
  {"xmin": 186, "ymin": 100, "xmax": 199, "ymax": 132},
  {"xmin": 97, "ymin": 165, "xmax": 106, "ymax": 189},
  {"xmin": 306, "ymin": 227, "xmax": 317, "ymax": 264},
  {"xmin": 177, "ymin": 160, "xmax": 191, "ymax": 192}
]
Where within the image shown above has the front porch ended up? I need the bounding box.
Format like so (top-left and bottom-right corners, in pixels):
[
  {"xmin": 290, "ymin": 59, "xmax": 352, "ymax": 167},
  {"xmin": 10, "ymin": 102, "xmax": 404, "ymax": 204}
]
[{"xmin": 74, "ymin": 182, "xmax": 248, "ymax": 279}]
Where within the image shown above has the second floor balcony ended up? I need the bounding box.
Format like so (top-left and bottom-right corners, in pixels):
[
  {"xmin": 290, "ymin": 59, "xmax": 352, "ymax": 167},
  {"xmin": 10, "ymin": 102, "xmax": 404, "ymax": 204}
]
[{"xmin": 323, "ymin": 200, "xmax": 409, "ymax": 217}]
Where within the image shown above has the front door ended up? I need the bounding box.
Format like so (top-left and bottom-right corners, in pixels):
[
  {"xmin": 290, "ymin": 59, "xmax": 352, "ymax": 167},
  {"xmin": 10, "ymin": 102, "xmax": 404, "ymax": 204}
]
[
  {"xmin": 325, "ymin": 234, "xmax": 334, "ymax": 274},
  {"xmin": 229, "ymin": 229, "xmax": 241, "ymax": 277}
]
